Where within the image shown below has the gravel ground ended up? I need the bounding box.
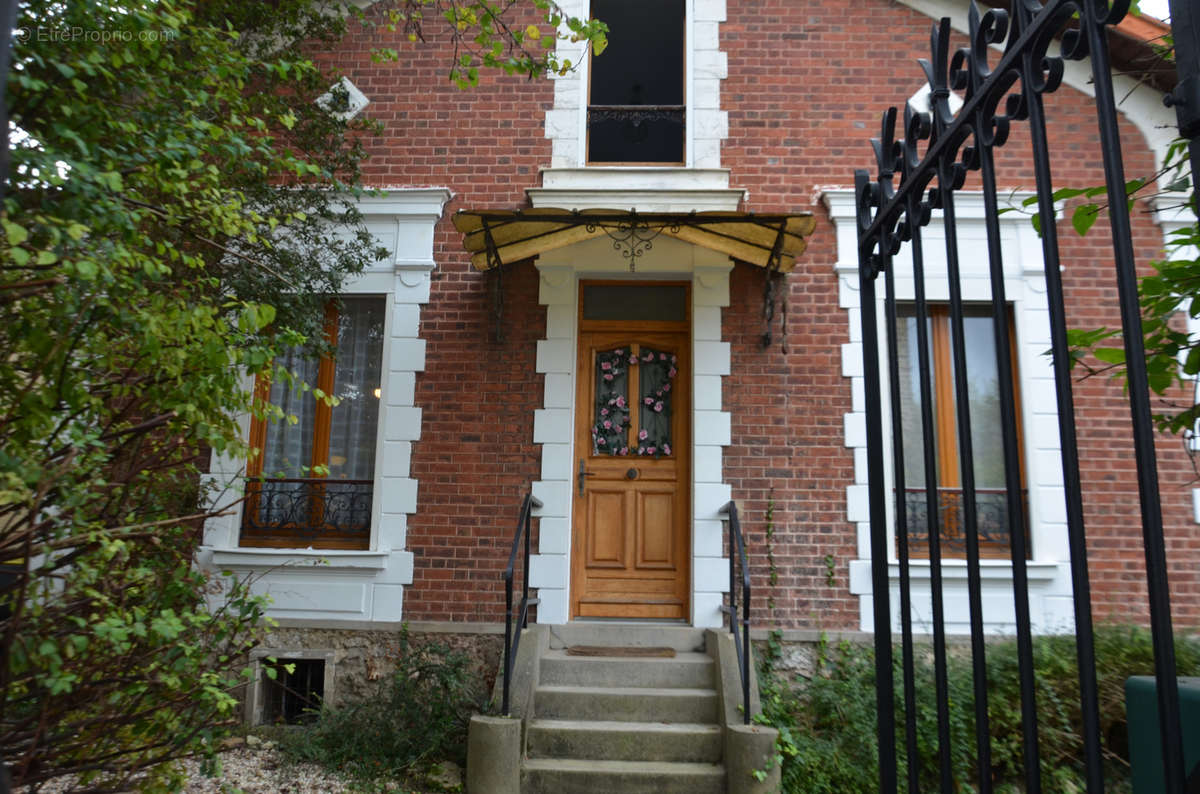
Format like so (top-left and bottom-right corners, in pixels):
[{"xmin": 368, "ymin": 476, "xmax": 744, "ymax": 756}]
[
  {"xmin": 177, "ymin": 746, "xmax": 351, "ymax": 793},
  {"xmin": 38, "ymin": 738, "xmax": 456, "ymax": 794},
  {"xmin": 177, "ymin": 740, "xmax": 456, "ymax": 794}
]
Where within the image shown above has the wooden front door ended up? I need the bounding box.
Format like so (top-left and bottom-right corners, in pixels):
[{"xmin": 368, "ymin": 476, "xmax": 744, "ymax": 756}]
[{"xmin": 571, "ymin": 322, "xmax": 690, "ymax": 620}]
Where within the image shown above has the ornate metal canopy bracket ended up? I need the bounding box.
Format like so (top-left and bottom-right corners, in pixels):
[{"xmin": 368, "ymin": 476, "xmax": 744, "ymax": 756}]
[{"xmin": 586, "ymin": 210, "xmax": 682, "ymax": 272}]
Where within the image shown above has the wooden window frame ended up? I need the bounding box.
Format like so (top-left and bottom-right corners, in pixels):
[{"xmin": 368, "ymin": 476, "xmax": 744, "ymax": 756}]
[
  {"xmin": 242, "ymin": 300, "xmax": 375, "ymax": 550},
  {"xmin": 902, "ymin": 304, "xmax": 1028, "ymax": 560}
]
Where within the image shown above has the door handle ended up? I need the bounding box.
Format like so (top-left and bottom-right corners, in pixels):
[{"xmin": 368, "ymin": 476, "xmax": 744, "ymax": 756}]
[{"xmin": 578, "ymin": 458, "xmax": 595, "ymax": 496}]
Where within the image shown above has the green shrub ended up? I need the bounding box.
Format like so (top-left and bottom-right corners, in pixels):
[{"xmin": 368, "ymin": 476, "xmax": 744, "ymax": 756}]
[
  {"xmin": 279, "ymin": 628, "xmax": 485, "ymax": 783},
  {"xmin": 757, "ymin": 625, "xmax": 1200, "ymax": 793}
]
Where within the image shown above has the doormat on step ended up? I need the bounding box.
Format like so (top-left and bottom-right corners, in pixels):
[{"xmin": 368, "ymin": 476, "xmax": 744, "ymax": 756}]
[{"xmin": 565, "ymin": 646, "xmax": 676, "ymax": 658}]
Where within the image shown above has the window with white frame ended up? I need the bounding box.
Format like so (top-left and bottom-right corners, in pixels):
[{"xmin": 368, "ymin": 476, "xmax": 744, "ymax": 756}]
[
  {"xmin": 587, "ymin": 0, "xmax": 686, "ymax": 164},
  {"xmin": 894, "ymin": 303, "xmax": 1028, "ymax": 560},
  {"xmin": 826, "ymin": 188, "xmax": 1074, "ymax": 634},
  {"xmin": 242, "ymin": 296, "xmax": 385, "ymax": 550}
]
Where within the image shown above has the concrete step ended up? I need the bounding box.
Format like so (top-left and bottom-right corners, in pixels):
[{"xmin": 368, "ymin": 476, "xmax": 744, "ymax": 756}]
[
  {"xmin": 539, "ymin": 649, "xmax": 716, "ymax": 689},
  {"xmin": 535, "ymin": 685, "xmax": 719, "ymax": 723},
  {"xmin": 527, "ymin": 718, "xmax": 723, "ymax": 763},
  {"xmin": 548, "ymin": 623, "xmax": 706, "ymax": 652},
  {"xmin": 522, "ymin": 758, "xmax": 725, "ymax": 794}
]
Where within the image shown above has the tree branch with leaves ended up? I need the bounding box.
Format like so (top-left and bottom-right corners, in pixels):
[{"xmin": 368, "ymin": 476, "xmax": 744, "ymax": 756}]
[{"xmin": 1, "ymin": 0, "xmax": 605, "ymax": 790}]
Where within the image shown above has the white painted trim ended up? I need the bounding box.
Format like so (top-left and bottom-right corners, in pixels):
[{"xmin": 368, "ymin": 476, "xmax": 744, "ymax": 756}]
[
  {"xmin": 897, "ymin": 0, "xmax": 1177, "ymax": 180},
  {"xmin": 210, "ymin": 549, "xmax": 390, "ymax": 571},
  {"xmin": 530, "ymin": 235, "xmax": 734, "ymax": 627},
  {"xmin": 199, "ymin": 187, "xmax": 450, "ymax": 625},
  {"xmin": 823, "ymin": 188, "xmax": 1076, "ymax": 635},
  {"xmin": 528, "ymin": 168, "xmax": 745, "ymax": 212}
]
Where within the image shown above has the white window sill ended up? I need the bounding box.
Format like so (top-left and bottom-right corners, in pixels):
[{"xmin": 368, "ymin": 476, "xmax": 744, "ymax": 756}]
[
  {"xmin": 848, "ymin": 558, "xmax": 1064, "ymax": 594},
  {"xmin": 529, "ymin": 167, "xmax": 744, "ymax": 212},
  {"xmin": 205, "ymin": 547, "xmax": 390, "ymax": 572}
]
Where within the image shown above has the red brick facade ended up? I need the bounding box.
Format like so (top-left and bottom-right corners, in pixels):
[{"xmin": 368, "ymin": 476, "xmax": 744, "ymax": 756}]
[{"xmin": 320, "ymin": 0, "xmax": 1195, "ymax": 630}]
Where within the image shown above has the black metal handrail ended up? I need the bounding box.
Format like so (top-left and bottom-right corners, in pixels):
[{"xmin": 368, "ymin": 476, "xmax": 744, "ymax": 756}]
[
  {"xmin": 501, "ymin": 490, "xmax": 542, "ymax": 716},
  {"xmin": 720, "ymin": 500, "xmax": 751, "ymax": 725}
]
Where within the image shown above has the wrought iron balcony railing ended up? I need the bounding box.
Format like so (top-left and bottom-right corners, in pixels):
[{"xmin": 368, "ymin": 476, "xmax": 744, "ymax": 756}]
[
  {"xmin": 241, "ymin": 477, "xmax": 372, "ymax": 549},
  {"xmin": 900, "ymin": 487, "xmax": 1029, "ymax": 558},
  {"xmin": 586, "ymin": 104, "xmax": 686, "ymax": 128}
]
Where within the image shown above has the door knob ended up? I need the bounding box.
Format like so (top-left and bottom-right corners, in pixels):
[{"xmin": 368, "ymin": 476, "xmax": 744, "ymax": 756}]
[{"xmin": 626, "ymin": 468, "xmax": 639, "ymax": 480}]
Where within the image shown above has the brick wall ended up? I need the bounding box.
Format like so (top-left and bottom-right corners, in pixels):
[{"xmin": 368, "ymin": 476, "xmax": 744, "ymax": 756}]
[{"xmin": 318, "ymin": 0, "xmax": 1195, "ymax": 630}]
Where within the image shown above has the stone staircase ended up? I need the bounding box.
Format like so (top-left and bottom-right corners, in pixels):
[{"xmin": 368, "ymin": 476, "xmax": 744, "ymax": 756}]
[
  {"xmin": 466, "ymin": 624, "xmax": 778, "ymax": 794},
  {"xmin": 520, "ymin": 625, "xmax": 726, "ymax": 794}
]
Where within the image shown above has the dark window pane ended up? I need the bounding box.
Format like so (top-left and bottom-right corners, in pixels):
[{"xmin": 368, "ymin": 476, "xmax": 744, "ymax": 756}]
[
  {"xmin": 588, "ymin": 115, "xmax": 685, "ymax": 163},
  {"xmin": 261, "ymin": 658, "xmax": 324, "ymax": 725},
  {"xmin": 588, "ymin": 0, "xmax": 685, "ymax": 163},
  {"xmin": 582, "ymin": 284, "xmax": 687, "ymax": 322}
]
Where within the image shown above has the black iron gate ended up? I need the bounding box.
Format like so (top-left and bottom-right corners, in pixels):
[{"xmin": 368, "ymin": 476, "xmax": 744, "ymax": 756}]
[{"xmin": 855, "ymin": 1, "xmax": 1194, "ymax": 791}]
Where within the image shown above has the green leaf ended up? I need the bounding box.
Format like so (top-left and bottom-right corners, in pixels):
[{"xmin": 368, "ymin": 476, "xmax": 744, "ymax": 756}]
[
  {"xmin": 1071, "ymin": 203, "xmax": 1099, "ymax": 237},
  {"xmin": 1183, "ymin": 345, "xmax": 1200, "ymax": 377},
  {"xmin": 73, "ymin": 259, "xmax": 98, "ymax": 279},
  {"xmin": 3, "ymin": 219, "xmax": 29, "ymax": 246},
  {"xmin": 1093, "ymin": 347, "xmax": 1125, "ymax": 365}
]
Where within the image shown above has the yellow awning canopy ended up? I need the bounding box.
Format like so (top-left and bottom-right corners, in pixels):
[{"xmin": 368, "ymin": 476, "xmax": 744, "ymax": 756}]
[{"xmin": 453, "ymin": 208, "xmax": 817, "ymax": 272}]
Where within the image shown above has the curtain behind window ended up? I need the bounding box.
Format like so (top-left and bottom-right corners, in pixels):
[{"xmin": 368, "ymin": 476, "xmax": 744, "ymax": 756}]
[{"xmin": 328, "ymin": 298, "xmax": 384, "ymax": 480}]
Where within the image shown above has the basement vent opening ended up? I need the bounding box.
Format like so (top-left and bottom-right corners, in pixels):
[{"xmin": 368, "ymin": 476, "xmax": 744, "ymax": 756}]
[{"xmin": 261, "ymin": 658, "xmax": 325, "ymax": 724}]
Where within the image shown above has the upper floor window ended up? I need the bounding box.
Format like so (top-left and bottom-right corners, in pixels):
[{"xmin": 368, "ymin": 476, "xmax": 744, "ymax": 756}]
[
  {"xmin": 242, "ymin": 297, "xmax": 385, "ymax": 550},
  {"xmin": 587, "ymin": 0, "xmax": 685, "ymax": 164},
  {"xmin": 896, "ymin": 304, "xmax": 1028, "ymax": 560}
]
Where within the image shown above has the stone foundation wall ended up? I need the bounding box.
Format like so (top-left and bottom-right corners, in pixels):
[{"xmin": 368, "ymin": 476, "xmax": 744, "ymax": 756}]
[
  {"xmin": 749, "ymin": 629, "xmax": 872, "ymax": 681},
  {"xmin": 249, "ymin": 623, "xmax": 505, "ymax": 720}
]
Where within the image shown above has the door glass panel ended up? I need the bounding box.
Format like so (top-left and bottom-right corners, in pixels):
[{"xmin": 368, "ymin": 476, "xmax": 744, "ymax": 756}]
[
  {"xmin": 636, "ymin": 347, "xmax": 676, "ymax": 456},
  {"xmin": 592, "ymin": 347, "xmax": 634, "ymax": 455}
]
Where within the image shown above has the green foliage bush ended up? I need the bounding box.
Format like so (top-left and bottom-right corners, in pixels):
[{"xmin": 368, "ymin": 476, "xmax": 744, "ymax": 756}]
[
  {"xmin": 757, "ymin": 625, "xmax": 1200, "ymax": 793},
  {"xmin": 3, "ymin": 0, "xmax": 603, "ymax": 788},
  {"xmin": 279, "ymin": 629, "xmax": 485, "ymax": 783}
]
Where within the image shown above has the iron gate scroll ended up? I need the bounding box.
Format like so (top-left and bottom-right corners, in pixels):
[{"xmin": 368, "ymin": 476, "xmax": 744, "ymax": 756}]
[{"xmin": 854, "ymin": 1, "xmax": 1185, "ymax": 792}]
